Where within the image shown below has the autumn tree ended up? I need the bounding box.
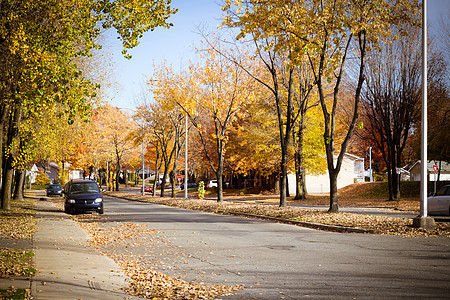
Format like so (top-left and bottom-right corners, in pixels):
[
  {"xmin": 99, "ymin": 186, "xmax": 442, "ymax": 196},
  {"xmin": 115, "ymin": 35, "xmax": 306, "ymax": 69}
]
[
  {"xmin": 91, "ymin": 105, "xmax": 137, "ymax": 191},
  {"xmin": 424, "ymin": 13, "xmax": 450, "ymax": 166},
  {"xmin": 224, "ymin": 0, "xmax": 421, "ymax": 211},
  {"xmin": 359, "ymin": 27, "xmax": 423, "ymax": 201},
  {"xmin": 152, "ymin": 43, "xmax": 256, "ymax": 202},
  {"xmin": 0, "ymin": 0, "xmax": 177, "ymax": 209}
]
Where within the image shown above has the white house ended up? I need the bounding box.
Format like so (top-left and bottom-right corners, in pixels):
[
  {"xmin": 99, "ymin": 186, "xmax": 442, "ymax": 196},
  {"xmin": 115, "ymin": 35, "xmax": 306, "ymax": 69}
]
[
  {"xmin": 27, "ymin": 164, "xmax": 40, "ymax": 184},
  {"xmin": 409, "ymin": 160, "xmax": 450, "ymax": 181},
  {"xmin": 288, "ymin": 153, "xmax": 364, "ymax": 194}
]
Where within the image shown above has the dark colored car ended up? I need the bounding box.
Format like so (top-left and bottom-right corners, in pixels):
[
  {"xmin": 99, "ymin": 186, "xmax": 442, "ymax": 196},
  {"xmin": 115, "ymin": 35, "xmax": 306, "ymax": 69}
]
[
  {"xmin": 63, "ymin": 179, "xmax": 104, "ymax": 215},
  {"xmin": 46, "ymin": 184, "xmax": 62, "ymax": 197},
  {"xmin": 180, "ymin": 182, "xmax": 199, "ymax": 190}
]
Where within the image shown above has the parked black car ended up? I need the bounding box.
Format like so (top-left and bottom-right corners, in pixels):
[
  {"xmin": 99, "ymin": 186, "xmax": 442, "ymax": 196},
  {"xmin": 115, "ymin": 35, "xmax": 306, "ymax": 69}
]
[
  {"xmin": 63, "ymin": 179, "xmax": 104, "ymax": 215},
  {"xmin": 46, "ymin": 184, "xmax": 62, "ymax": 197},
  {"xmin": 180, "ymin": 182, "xmax": 199, "ymax": 190}
]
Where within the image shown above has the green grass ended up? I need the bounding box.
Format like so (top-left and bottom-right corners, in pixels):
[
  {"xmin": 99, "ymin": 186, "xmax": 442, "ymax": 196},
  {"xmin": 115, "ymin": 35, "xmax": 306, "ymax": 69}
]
[
  {"xmin": 30, "ymin": 184, "xmax": 48, "ymax": 190},
  {"xmin": 0, "ymin": 288, "xmax": 31, "ymax": 300},
  {"xmin": 358, "ymin": 181, "xmax": 450, "ymax": 199},
  {"xmin": 0, "ymin": 250, "xmax": 36, "ymax": 277}
]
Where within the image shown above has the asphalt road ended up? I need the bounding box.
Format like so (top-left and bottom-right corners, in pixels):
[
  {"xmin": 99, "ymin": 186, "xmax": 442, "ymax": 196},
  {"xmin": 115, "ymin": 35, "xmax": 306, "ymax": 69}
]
[
  {"xmin": 101, "ymin": 195, "xmax": 450, "ymax": 299},
  {"xmin": 119, "ymin": 187, "xmax": 439, "ymax": 220}
]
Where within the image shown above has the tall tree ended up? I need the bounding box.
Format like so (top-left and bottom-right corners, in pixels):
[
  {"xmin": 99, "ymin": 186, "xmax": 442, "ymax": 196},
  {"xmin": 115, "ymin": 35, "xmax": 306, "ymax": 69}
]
[
  {"xmin": 151, "ymin": 44, "xmax": 256, "ymax": 202},
  {"xmin": 224, "ymin": 0, "xmax": 421, "ymax": 211},
  {"xmin": 0, "ymin": 0, "xmax": 177, "ymax": 209},
  {"xmin": 359, "ymin": 27, "xmax": 422, "ymax": 200},
  {"xmin": 92, "ymin": 105, "xmax": 137, "ymax": 191}
]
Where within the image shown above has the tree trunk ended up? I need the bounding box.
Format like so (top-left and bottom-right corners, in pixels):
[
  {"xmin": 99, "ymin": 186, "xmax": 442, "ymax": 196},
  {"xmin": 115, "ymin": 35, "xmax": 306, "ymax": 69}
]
[
  {"xmin": 216, "ymin": 150, "xmax": 224, "ymax": 203},
  {"xmin": 170, "ymin": 170, "xmax": 176, "ymax": 198},
  {"xmin": 1, "ymin": 168, "xmax": 14, "ymax": 209},
  {"xmin": 273, "ymin": 174, "xmax": 279, "ymax": 194},
  {"xmin": 279, "ymin": 147, "xmax": 288, "ymax": 207},
  {"xmin": 13, "ymin": 170, "xmax": 25, "ymax": 201},
  {"xmin": 1, "ymin": 107, "xmax": 22, "ymax": 210},
  {"xmin": 394, "ymin": 147, "xmax": 401, "ymax": 200},
  {"xmin": 294, "ymin": 117, "xmax": 306, "ymax": 200},
  {"xmin": 278, "ymin": 69, "xmax": 294, "ymax": 207},
  {"xmin": 328, "ymin": 170, "xmax": 339, "ymax": 212},
  {"xmin": 170, "ymin": 140, "xmax": 179, "ymax": 198},
  {"xmin": 160, "ymin": 168, "xmax": 168, "ymax": 197},
  {"xmin": 0, "ymin": 104, "xmax": 9, "ymax": 186},
  {"xmin": 115, "ymin": 161, "xmax": 120, "ymax": 191}
]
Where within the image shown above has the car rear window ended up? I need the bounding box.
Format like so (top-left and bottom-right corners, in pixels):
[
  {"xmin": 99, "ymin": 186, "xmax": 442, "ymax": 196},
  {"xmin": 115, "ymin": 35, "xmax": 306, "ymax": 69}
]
[
  {"xmin": 68, "ymin": 182, "xmax": 100, "ymax": 194},
  {"xmin": 436, "ymin": 186, "xmax": 450, "ymax": 196}
]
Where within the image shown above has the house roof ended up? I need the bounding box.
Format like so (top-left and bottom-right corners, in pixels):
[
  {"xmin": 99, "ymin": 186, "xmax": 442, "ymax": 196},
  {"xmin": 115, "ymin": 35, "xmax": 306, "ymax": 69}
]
[
  {"xmin": 342, "ymin": 153, "xmax": 363, "ymax": 161},
  {"xmin": 409, "ymin": 160, "xmax": 450, "ymax": 172}
]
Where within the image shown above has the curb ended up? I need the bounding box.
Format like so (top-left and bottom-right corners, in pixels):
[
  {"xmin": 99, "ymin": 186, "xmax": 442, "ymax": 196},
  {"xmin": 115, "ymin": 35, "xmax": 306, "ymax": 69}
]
[
  {"xmin": 218, "ymin": 211, "xmax": 374, "ymax": 234},
  {"xmin": 0, "ymin": 277, "xmax": 32, "ymax": 290},
  {"xmin": 105, "ymin": 193, "xmax": 374, "ymax": 234}
]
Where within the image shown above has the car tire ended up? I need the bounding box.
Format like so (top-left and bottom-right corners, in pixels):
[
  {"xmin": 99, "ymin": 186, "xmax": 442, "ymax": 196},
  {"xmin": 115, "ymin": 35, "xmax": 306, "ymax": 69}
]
[{"xmin": 99, "ymin": 208, "xmax": 104, "ymax": 215}]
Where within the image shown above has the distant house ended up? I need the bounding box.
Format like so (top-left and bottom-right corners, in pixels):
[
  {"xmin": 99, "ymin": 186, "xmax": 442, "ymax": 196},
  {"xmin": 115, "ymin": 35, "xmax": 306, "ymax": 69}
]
[
  {"xmin": 409, "ymin": 160, "xmax": 450, "ymax": 181},
  {"xmin": 46, "ymin": 162, "xmax": 60, "ymax": 183},
  {"xmin": 288, "ymin": 153, "xmax": 364, "ymax": 194},
  {"xmin": 27, "ymin": 164, "xmax": 40, "ymax": 184}
]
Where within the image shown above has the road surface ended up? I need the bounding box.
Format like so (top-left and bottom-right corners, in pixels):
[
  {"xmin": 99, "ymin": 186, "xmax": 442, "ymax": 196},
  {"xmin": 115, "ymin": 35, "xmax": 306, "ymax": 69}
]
[{"xmin": 97, "ymin": 196, "xmax": 450, "ymax": 299}]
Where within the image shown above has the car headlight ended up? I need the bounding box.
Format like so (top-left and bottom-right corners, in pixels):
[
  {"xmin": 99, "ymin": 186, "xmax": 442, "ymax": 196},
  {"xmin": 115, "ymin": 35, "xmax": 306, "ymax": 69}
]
[
  {"xmin": 95, "ymin": 198, "xmax": 103, "ymax": 203},
  {"xmin": 68, "ymin": 199, "xmax": 76, "ymax": 204}
]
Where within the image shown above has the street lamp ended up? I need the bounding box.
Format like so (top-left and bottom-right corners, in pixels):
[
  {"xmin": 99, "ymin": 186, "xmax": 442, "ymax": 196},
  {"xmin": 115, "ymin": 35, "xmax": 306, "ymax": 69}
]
[
  {"xmin": 369, "ymin": 147, "xmax": 372, "ymax": 182},
  {"xmin": 184, "ymin": 115, "xmax": 188, "ymax": 199}
]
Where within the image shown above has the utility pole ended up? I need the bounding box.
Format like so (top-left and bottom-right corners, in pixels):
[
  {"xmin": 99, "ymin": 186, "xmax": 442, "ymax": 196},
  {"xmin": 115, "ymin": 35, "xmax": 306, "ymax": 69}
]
[{"xmin": 414, "ymin": 0, "xmax": 435, "ymax": 229}]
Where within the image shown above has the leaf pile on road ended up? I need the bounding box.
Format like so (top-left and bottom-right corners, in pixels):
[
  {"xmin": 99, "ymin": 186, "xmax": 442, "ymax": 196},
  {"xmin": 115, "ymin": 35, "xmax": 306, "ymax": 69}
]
[
  {"xmin": 74, "ymin": 214, "xmax": 242, "ymax": 299},
  {"xmin": 106, "ymin": 191, "xmax": 450, "ymax": 237}
]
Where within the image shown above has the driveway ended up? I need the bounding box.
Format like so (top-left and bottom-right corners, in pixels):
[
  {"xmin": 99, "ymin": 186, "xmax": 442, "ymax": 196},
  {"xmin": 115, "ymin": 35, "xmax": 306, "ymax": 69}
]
[{"xmin": 97, "ymin": 195, "xmax": 450, "ymax": 299}]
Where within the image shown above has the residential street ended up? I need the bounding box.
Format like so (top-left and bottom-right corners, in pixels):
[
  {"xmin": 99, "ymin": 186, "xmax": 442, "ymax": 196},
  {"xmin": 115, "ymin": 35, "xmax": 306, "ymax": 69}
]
[{"xmin": 93, "ymin": 195, "xmax": 450, "ymax": 299}]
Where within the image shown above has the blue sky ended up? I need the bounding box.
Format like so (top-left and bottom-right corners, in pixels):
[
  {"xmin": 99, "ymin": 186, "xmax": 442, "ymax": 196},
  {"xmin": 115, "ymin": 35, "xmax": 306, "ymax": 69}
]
[
  {"xmin": 104, "ymin": 0, "xmax": 449, "ymax": 110},
  {"xmin": 105, "ymin": 0, "xmax": 225, "ymax": 110}
]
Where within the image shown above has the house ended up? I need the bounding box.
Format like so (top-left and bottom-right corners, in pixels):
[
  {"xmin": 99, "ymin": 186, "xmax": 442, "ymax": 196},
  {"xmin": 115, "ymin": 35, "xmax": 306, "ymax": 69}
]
[
  {"xmin": 46, "ymin": 162, "xmax": 60, "ymax": 183},
  {"xmin": 288, "ymin": 153, "xmax": 364, "ymax": 194},
  {"xmin": 27, "ymin": 164, "xmax": 40, "ymax": 184},
  {"xmin": 409, "ymin": 160, "xmax": 450, "ymax": 181}
]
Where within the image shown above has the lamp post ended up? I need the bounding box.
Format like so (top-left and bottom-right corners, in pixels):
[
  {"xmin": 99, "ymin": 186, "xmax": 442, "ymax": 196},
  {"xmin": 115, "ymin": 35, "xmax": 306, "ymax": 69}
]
[
  {"xmin": 369, "ymin": 147, "xmax": 372, "ymax": 182},
  {"xmin": 413, "ymin": 0, "xmax": 435, "ymax": 229},
  {"xmin": 142, "ymin": 137, "xmax": 145, "ymax": 196},
  {"xmin": 184, "ymin": 115, "xmax": 188, "ymax": 199}
]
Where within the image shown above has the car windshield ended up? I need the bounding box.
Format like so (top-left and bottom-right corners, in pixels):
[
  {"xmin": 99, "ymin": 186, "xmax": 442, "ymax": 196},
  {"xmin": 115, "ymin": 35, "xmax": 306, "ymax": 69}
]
[
  {"xmin": 49, "ymin": 184, "xmax": 60, "ymax": 189},
  {"xmin": 436, "ymin": 186, "xmax": 450, "ymax": 196},
  {"xmin": 68, "ymin": 182, "xmax": 100, "ymax": 194}
]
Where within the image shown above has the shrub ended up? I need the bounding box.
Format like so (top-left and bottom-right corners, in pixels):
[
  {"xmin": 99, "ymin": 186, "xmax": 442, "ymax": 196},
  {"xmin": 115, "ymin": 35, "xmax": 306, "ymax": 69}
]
[
  {"xmin": 35, "ymin": 171, "xmax": 50, "ymax": 186},
  {"xmin": 197, "ymin": 181, "xmax": 205, "ymax": 199}
]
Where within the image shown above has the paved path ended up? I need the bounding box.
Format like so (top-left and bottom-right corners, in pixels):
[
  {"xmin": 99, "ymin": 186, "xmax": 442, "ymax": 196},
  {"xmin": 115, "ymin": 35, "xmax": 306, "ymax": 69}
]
[{"xmin": 32, "ymin": 199, "xmax": 139, "ymax": 300}]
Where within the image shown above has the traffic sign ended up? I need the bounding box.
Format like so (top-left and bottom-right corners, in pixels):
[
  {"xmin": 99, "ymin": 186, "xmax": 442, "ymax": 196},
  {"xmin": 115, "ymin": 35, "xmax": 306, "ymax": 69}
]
[{"xmin": 433, "ymin": 165, "xmax": 438, "ymax": 173}]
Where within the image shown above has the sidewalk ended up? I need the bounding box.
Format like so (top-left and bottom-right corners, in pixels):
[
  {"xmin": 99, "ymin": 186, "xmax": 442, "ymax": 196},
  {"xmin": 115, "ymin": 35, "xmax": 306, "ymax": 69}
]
[{"xmin": 31, "ymin": 199, "xmax": 139, "ymax": 300}]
